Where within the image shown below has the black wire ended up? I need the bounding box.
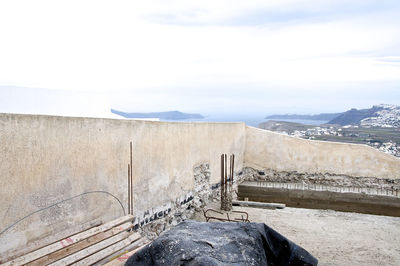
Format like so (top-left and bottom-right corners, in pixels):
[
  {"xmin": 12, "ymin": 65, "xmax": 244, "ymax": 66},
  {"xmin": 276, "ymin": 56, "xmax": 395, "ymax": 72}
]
[{"xmin": 0, "ymin": 190, "xmax": 126, "ymax": 237}]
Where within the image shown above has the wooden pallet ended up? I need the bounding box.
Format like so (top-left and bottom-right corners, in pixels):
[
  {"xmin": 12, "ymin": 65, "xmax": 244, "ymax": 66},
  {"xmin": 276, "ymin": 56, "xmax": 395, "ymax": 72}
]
[{"xmin": 0, "ymin": 215, "xmax": 148, "ymax": 266}]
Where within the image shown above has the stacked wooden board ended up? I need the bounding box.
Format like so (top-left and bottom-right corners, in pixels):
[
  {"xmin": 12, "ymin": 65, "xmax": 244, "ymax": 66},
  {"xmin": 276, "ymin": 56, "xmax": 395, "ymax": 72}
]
[{"xmin": 0, "ymin": 215, "xmax": 149, "ymax": 266}]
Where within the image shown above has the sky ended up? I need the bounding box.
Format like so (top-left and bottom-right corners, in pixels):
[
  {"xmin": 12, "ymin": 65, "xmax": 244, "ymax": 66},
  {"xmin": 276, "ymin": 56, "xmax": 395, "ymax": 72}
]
[{"xmin": 0, "ymin": 0, "xmax": 399, "ymax": 118}]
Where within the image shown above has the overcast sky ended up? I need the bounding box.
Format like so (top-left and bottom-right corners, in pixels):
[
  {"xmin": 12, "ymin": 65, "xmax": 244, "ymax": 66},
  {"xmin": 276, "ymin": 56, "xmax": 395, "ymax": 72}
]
[{"xmin": 0, "ymin": 0, "xmax": 399, "ymax": 118}]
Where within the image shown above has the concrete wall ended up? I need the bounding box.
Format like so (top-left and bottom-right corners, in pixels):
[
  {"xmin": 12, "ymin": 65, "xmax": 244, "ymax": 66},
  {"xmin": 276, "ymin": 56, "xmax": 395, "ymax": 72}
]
[
  {"xmin": 244, "ymin": 126, "xmax": 400, "ymax": 179},
  {"xmin": 2, "ymin": 115, "xmax": 400, "ymax": 254},
  {"xmin": 0, "ymin": 114, "xmax": 245, "ymax": 253},
  {"xmin": 238, "ymin": 182, "xmax": 400, "ymax": 217}
]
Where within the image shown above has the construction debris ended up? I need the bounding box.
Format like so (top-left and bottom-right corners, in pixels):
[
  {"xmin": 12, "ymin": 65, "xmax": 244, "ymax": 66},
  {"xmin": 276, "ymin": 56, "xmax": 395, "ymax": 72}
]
[
  {"xmin": 203, "ymin": 208, "xmax": 249, "ymax": 222},
  {"xmin": 233, "ymin": 200, "xmax": 286, "ymax": 209}
]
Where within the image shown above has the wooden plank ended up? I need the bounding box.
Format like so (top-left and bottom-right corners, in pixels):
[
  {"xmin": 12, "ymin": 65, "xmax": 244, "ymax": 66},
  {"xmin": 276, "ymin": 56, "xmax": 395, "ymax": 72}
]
[
  {"xmin": 103, "ymin": 241, "xmax": 150, "ymax": 266},
  {"xmin": 2, "ymin": 215, "xmax": 133, "ymax": 266},
  {"xmin": 49, "ymin": 232, "xmax": 136, "ymax": 266},
  {"xmin": 95, "ymin": 238, "xmax": 149, "ymax": 265},
  {"xmin": 0, "ymin": 220, "xmax": 102, "ymax": 264},
  {"xmin": 233, "ymin": 200, "xmax": 286, "ymax": 209},
  {"xmin": 27, "ymin": 222, "xmax": 133, "ymax": 266},
  {"xmin": 72, "ymin": 233, "xmax": 141, "ymax": 266}
]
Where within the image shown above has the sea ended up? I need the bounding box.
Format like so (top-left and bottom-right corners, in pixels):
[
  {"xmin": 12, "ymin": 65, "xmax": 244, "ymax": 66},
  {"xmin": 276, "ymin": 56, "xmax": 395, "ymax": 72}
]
[{"xmin": 162, "ymin": 114, "xmax": 328, "ymax": 127}]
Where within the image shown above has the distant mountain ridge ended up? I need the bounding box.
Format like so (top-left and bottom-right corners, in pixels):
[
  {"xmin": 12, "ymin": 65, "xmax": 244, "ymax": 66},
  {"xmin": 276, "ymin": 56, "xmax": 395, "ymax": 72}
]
[
  {"xmin": 265, "ymin": 104, "xmax": 400, "ymax": 128},
  {"xmin": 328, "ymin": 106, "xmax": 384, "ymax": 126},
  {"xmin": 359, "ymin": 105, "xmax": 400, "ymax": 128},
  {"xmin": 111, "ymin": 109, "xmax": 204, "ymax": 120},
  {"xmin": 265, "ymin": 113, "xmax": 342, "ymax": 121}
]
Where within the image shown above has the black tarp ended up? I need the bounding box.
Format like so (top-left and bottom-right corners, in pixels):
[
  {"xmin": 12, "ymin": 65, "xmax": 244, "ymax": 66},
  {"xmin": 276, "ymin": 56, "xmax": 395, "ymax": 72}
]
[{"xmin": 126, "ymin": 220, "xmax": 318, "ymax": 266}]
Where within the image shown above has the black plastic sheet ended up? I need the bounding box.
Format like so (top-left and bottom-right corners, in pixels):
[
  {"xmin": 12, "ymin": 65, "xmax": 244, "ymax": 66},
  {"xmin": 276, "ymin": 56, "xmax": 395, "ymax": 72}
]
[{"xmin": 126, "ymin": 220, "xmax": 317, "ymax": 266}]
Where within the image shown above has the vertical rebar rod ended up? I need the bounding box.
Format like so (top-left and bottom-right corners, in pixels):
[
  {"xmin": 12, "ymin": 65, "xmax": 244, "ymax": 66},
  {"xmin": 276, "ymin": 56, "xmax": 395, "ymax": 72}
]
[
  {"xmin": 130, "ymin": 141, "xmax": 133, "ymax": 215},
  {"xmin": 232, "ymin": 154, "xmax": 235, "ymax": 184},
  {"xmin": 229, "ymin": 155, "xmax": 232, "ymax": 193},
  {"xmin": 128, "ymin": 164, "xmax": 131, "ymax": 215},
  {"xmin": 224, "ymin": 154, "xmax": 227, "ymax": 198},
  {"xmin": 221, "ymin": 154, "xmax": 224, "ymax": 202},
  {"xmin": 230, "ymin": 155, "xmax": 233, "ymax": 182},
  {"xmin": 230, "ymin": 154, "xmax": 233, "ymax": 194}
]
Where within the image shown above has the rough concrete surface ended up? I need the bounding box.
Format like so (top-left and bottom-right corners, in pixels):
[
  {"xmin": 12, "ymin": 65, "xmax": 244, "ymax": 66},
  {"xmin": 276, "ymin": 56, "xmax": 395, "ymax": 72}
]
[
  {"xmin": 0, "ymin": 114, "xmax": 245, "ymax": 253},
  {"xmin": 242, "ymin": 167, "xmax": 400, "ymax": 190},
  {"xmin": 245, "ymin": 126, "xmax": 400, "ymax": 179},
  {"xmin": 2, "ymin": 113, "xmax": 400, "ymax": 255},
  {"xmin": 193, "ymin": 202, "xmax": 400, "ymax": 266}
]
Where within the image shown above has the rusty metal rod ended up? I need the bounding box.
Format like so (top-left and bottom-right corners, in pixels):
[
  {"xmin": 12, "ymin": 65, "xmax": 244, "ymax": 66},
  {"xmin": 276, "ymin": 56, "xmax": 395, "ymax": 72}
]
[
  {"xmin": 229, "ymin": 154, "xmax": 233, "ymax": 194},
  {"xmin": 229, "ymin": 155, "xmax": 232, "ymax": 181},
  {"xmin": 130, "ymin": 141, "xmax": 133, "ymax": 215},
  {"xmin": 224, "ymin": 154, "xmax": 227, "ymax": 198},
  {"xmin": 203, "ymin": 208, "xmax": 250, "ymax": 223},
  {"xmin": 221, "ymin": 154, "xmax": 224, "ymax": 202},
  {"xmin": 232, "ymin": 154, "xmax": 234, "ymax": 178},
  {"xmin": 128, "ymin": 164, "xmax": 131, "ymax": 215},
  {"xmin": 232, "ymin": 154, "xmax": 235, "ymax": 184}
]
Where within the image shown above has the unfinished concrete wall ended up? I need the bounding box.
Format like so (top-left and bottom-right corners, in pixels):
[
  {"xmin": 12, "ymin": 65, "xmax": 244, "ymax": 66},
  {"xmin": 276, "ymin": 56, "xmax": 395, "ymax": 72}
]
[
  {"xmin": 3, "ymin": 114, "xmax": 400, "ymax": 254},
  {"xmin": 0, "ymin": 114, "xmax": 245, "ymax": 253},
  {"xmin": 244, "ymin": 126, "xmax": 400, "ymax": 179}
]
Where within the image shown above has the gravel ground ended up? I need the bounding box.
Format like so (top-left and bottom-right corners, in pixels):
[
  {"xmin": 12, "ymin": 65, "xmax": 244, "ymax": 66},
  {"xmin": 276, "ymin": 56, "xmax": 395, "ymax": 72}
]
[{"xmin": 193, "ymin": 202, "xmax": 400, "ymax": 266}]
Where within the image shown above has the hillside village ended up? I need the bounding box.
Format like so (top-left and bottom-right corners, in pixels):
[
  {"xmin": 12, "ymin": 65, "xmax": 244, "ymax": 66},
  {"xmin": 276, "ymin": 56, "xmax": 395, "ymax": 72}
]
[
  {"xmin": 290, "ymin": 126, "xmax": 400, "ymax": 157},
  {"xmin": 360, "ymin": 104, "xmax": 400, "ymax": 128},
  {"xmin": 260, "ymin": 104, "xmax": 400, "ymax": 158}
]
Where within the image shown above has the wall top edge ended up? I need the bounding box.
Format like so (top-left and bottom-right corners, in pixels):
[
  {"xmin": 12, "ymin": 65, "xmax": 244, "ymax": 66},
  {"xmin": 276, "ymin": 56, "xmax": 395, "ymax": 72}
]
[
  {"xmin": 245, "ymin": 125, "xmax": 400, "ymax": 161},
  {"xmin": 0, "ymin": 113, "xmax": 246, "ymax": 126}
]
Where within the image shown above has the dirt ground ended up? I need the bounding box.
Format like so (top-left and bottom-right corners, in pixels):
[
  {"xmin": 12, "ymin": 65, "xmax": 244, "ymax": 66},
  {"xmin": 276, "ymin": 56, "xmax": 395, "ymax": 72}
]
[{"xmin": 193, "ymin": 202, "xmax": 400, "ymax": 266}]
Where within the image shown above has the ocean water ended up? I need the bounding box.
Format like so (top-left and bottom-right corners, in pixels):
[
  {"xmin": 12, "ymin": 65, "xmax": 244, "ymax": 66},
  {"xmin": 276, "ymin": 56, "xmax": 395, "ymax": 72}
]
[
  {"xmin": 264, "ymin": 119, "xmax": 329, "ymax": 126},
  {"xmin": 162, "ymin": 115, "xmax": 328, "ymax": 127}
]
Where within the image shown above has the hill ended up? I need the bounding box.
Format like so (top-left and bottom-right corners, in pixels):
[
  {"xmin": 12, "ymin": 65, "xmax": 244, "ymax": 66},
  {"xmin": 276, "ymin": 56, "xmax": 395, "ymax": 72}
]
[
  {"xmin": 328, "ymin": 104, "xmax": 400, "ymax": 127},
  {"xmin": 264, "ymin": 104, "xmax": 400, "ymax": 128},
  {"xmin": 327, "ymin": 106, "xmax": 383, "ymax": 126},
  {"xmin": 111, "ymin": 109, "xmax": 204, "ymax": 120},
  {"xmin": 258, "ymin": 120, "xmax": 315, "ymax": 134}
]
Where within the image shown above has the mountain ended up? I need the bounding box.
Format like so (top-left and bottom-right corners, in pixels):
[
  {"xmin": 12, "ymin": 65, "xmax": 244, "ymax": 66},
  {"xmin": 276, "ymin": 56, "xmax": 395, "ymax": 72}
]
[
  {"xmin": 359, "ymin": 105, "xmax": 400, "ymax": 128},
  {"xmin": 327, "ymin": 104, "xmax": 400, "ymax": 127},
  {"xmin": 264, "ymin": 104, "xmax": 400, "ymax": 128},
  {"xmin": 265, "ymin": 113, "xmax": 342, "ymax": 121},
  {"xmin": 111, "ymin": 109, "xmax": 204, "ymax": 120},
  {"xmin": 327, "ymin": 106, "xmax": 383, "ymax": 125}
]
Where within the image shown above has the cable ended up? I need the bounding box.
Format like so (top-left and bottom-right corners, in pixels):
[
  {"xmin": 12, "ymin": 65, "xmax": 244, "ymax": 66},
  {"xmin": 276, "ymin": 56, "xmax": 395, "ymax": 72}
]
[{"xmin": 0, "ymin": 190, "xmax": 125, "ymax": 238}]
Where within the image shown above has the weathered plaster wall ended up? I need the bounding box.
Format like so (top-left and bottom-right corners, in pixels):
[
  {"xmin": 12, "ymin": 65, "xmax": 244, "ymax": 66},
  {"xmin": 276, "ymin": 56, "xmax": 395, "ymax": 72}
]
[
  {"xmin": 2, "ymin": 115, "xmax": 400, "ymax": 254},
  {"xmin": 244, "ymin": 126, "xmax": 400, "ymax": 179},
  {"xmin": 0, "ymin": 114, "xmax": 245, "ymax": 253}
]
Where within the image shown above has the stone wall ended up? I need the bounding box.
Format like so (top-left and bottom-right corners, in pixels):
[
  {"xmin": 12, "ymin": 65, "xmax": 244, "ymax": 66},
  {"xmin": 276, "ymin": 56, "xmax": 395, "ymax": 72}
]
[
  {"xmin": 136, "ymin": 162, "xmax": 246, "ymax": 240},
  {"xmin": 242, "ymin": 167, "xmax": 400, "ymax": 191}
]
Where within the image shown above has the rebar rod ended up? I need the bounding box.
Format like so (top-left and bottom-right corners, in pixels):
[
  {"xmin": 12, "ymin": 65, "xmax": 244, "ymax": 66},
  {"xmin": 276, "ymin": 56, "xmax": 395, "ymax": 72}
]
[
  {"xmin": 221, "ymin": 154, "xmax": 224, "ymax": 202},
  {"xmin": 130, "ymin": 141, "xmax": 133, "ymax": 215},
  {"xmin": 128, "ymin": 164, "xmax": 131, "ymax": 215},
  {"xmin": 232, "ymin": 154, "xmax": 235, "ymax": 184},
  {"xmin": 224, "ymin": 154, "xmax": 227, "ymax": 198}
]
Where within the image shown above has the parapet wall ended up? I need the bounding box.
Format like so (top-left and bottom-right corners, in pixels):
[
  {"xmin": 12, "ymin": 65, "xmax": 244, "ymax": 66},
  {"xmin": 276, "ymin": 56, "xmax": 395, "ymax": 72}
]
[
  {"xmin": 244, "ymin": 126, "xmax": 400, "ymax": 179},
  {"xmin": 1, "ymin": 115, "xmax": 399, "ymax": 254},
  {"xmin": 0, "ymin": 114, "xmax": 245, "ymax": 253}
]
